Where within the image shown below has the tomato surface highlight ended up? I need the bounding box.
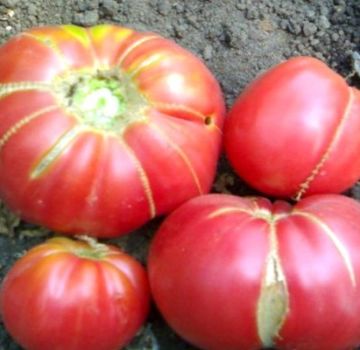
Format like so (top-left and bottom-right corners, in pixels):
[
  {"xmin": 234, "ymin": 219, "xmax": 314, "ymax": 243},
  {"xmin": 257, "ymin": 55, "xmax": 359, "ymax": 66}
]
[
  {"xmin": 149, "ymin": 193, "xmax": 360, "ymax": 350},
  {"xmin": 224, "ymin": 56, "xmax": 360, "ymax": 199},
  {"xmin": 0, "ymin": 25, "xmax": 225, "ymax": 237},
  {"xmin": 0, "ymin": 237, "xmax": 150, "ymax": 350}
]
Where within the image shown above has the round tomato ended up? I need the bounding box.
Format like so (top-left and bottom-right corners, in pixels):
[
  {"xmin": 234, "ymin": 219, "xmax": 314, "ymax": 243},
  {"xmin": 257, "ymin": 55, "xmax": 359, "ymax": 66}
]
[
  {"xmin": 149, "ymin": 193, "xmax": 360, "ymax": 350},
  {"xmin": 224, "ymin": 56, "xmax": 360, "ymax": 199},
  {"xmin": 0, "ymin": 236, "xmax": 150, "ymax": 350},
  {"xmin": 0, "ymin": 25, "xmax": 224, "ymax": 237}
]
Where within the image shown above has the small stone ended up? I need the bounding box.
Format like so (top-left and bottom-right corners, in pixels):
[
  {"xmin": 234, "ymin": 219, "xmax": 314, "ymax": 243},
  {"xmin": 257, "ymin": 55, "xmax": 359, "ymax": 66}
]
[{"xmin": 303, "ymin": 22, "xmax": 317, "ymax": 37}]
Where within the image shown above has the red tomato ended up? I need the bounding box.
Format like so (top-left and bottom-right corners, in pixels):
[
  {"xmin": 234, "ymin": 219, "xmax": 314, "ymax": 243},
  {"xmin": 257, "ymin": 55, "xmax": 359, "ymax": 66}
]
[
  {"xmin": 149, "ymin": 193, "xmax": 360, "ymax": 350},
  {"xmin": 0, "ymin": 25, "xmax": 224, "ymax": 237},
  {"xmin": 0, "ymin": 237, "xmax": 150, "ymax": 350},
  {"xmin": 224, "ymin": 56, "xmax": 360, "ymax": 199}
]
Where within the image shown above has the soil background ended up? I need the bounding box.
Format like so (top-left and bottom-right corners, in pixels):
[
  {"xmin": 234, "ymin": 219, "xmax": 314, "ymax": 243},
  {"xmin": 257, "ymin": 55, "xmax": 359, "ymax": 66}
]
[{"xmin": 0, "ymin": 0, "xmax": 359, "ymax": 349}]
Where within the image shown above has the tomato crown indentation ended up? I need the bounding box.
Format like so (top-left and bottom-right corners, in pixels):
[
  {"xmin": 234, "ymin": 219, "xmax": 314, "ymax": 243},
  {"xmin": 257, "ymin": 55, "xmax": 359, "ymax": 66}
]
[{"xmin": 52, "ymin": 69, "xmax": 149, "ymax": 134}]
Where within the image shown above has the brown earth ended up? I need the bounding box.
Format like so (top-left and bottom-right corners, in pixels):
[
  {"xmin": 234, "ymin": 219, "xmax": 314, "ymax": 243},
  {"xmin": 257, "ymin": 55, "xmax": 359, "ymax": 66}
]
[{"xmin": 0, "ymin": 0, "xmax": 359, "ymax": 349}]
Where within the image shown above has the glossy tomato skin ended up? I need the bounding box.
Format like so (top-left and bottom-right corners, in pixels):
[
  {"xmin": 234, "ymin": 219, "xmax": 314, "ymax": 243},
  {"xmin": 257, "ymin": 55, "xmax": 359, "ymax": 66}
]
[
  {"xmin": 149, "ymin": 193, "xmax": 360, "ymax": 350},
  {"xmin": 0, "ymin": 237, "xmax": 150, "ymax": 350},
  {"xmin": 0, "ymin": 25, "xmax": 225, "ymax": 237},
  {"xmin": 224, "ymin": 56, "xmax": 360, "ymax": 199}
]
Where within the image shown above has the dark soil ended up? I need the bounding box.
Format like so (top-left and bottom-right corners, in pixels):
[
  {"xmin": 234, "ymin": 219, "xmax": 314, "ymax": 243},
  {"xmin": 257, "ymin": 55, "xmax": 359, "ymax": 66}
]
[{"xmin": 0, "ymin": 0, "xmax": 359, "ymax": 349}]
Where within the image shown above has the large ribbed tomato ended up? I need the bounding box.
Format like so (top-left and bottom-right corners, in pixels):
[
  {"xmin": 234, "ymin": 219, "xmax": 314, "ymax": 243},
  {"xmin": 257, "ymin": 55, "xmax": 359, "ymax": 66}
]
[
  {"xmin": 224, "ymin": 56, "xmax": 360, "ymax": 199},
  {"xmin": 0, "ymin": 237, "xmax": 150, "ymax": 350},
  {"xmin": 0, "ymin": 25, "xmax": 224, "ymax": 237},
  {"xmin": 149, "ymin": 194, "xmax": 360, "ymax": 350}
]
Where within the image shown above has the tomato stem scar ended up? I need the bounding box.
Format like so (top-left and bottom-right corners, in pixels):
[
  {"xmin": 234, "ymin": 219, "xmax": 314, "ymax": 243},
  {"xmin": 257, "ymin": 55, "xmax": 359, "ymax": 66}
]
[
  {"xmin": 74, "ymin": 234, "xmax": 109, "ymax": 260},
  {"xmin": 52, "ymin": 69, "xmax": 149, "ymax": 133}
]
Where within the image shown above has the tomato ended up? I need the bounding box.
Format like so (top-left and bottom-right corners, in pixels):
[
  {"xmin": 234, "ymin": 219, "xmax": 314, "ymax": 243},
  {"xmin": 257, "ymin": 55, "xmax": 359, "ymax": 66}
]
[
  {"xmin": 0, "ymin": 25, "xmax": 224, "ymax": 237},
  {"xmin": 0, "ymin": 236, "xmax": 150, "ymax": 350},
  {"xmin": 224, "ymin": 56, "xmax": 360, "ymax": 199},
  {"xmin": 149, "ymin": 193, "xmax": 360, "ymax": 350}
]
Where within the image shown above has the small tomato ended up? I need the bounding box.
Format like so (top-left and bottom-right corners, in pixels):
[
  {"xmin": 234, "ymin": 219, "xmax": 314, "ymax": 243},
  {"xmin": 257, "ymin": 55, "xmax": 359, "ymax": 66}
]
[{"xmin": 0, "ymin": 237, "xmax": 150, "ymax": 350}]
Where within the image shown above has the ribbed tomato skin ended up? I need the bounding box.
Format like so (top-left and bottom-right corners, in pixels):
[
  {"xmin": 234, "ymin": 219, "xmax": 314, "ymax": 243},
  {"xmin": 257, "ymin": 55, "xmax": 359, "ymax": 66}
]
[
  {"xmin": 0, "ymin": 237, "xmax": 150, "ymax": 350},
  {"xmin": 0, "ymin": 25, "xmax": 225, "ymax": 237},
  {"xmin": 148, "ymin": 193, "xmax": 360, "ymax": 350},
  {"xmin": 224, "ymin": 56, "xmax": 360, "ymax": 199}
]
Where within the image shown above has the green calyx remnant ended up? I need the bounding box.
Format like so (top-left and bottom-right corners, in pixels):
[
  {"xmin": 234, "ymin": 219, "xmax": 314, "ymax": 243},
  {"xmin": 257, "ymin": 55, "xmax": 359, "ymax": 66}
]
[
  {"xmin": 74, "ymin": 235, "xmax": 109, "ymax": 260},
  {"xmin": 71, "ymin": 78, "xmax": 126, "ymax": 126},
  {"xmin": 75, "ymin": 248, "xmax": 107, "ymax": 260},
  {"xmin": 54, "ymin": 69, "xmax": 148, "ymax": 132}
]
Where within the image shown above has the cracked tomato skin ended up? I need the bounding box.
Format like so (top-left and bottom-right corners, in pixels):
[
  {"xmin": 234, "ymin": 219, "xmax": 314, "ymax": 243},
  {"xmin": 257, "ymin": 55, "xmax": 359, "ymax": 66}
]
[
  {"xmin": 0, "ymin": 25, "xmax": 225, "ymax": 237},
  {"xmin": 0, "ymin": 237, "xmax": 150, "ymax": 350},
  {"xmin": 224, "ymin": 56, "xmax": 360, "ymax": 199},
  {"xmin": 148, "ymin": 193, "xmax": 360, "ymax": 350}
]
